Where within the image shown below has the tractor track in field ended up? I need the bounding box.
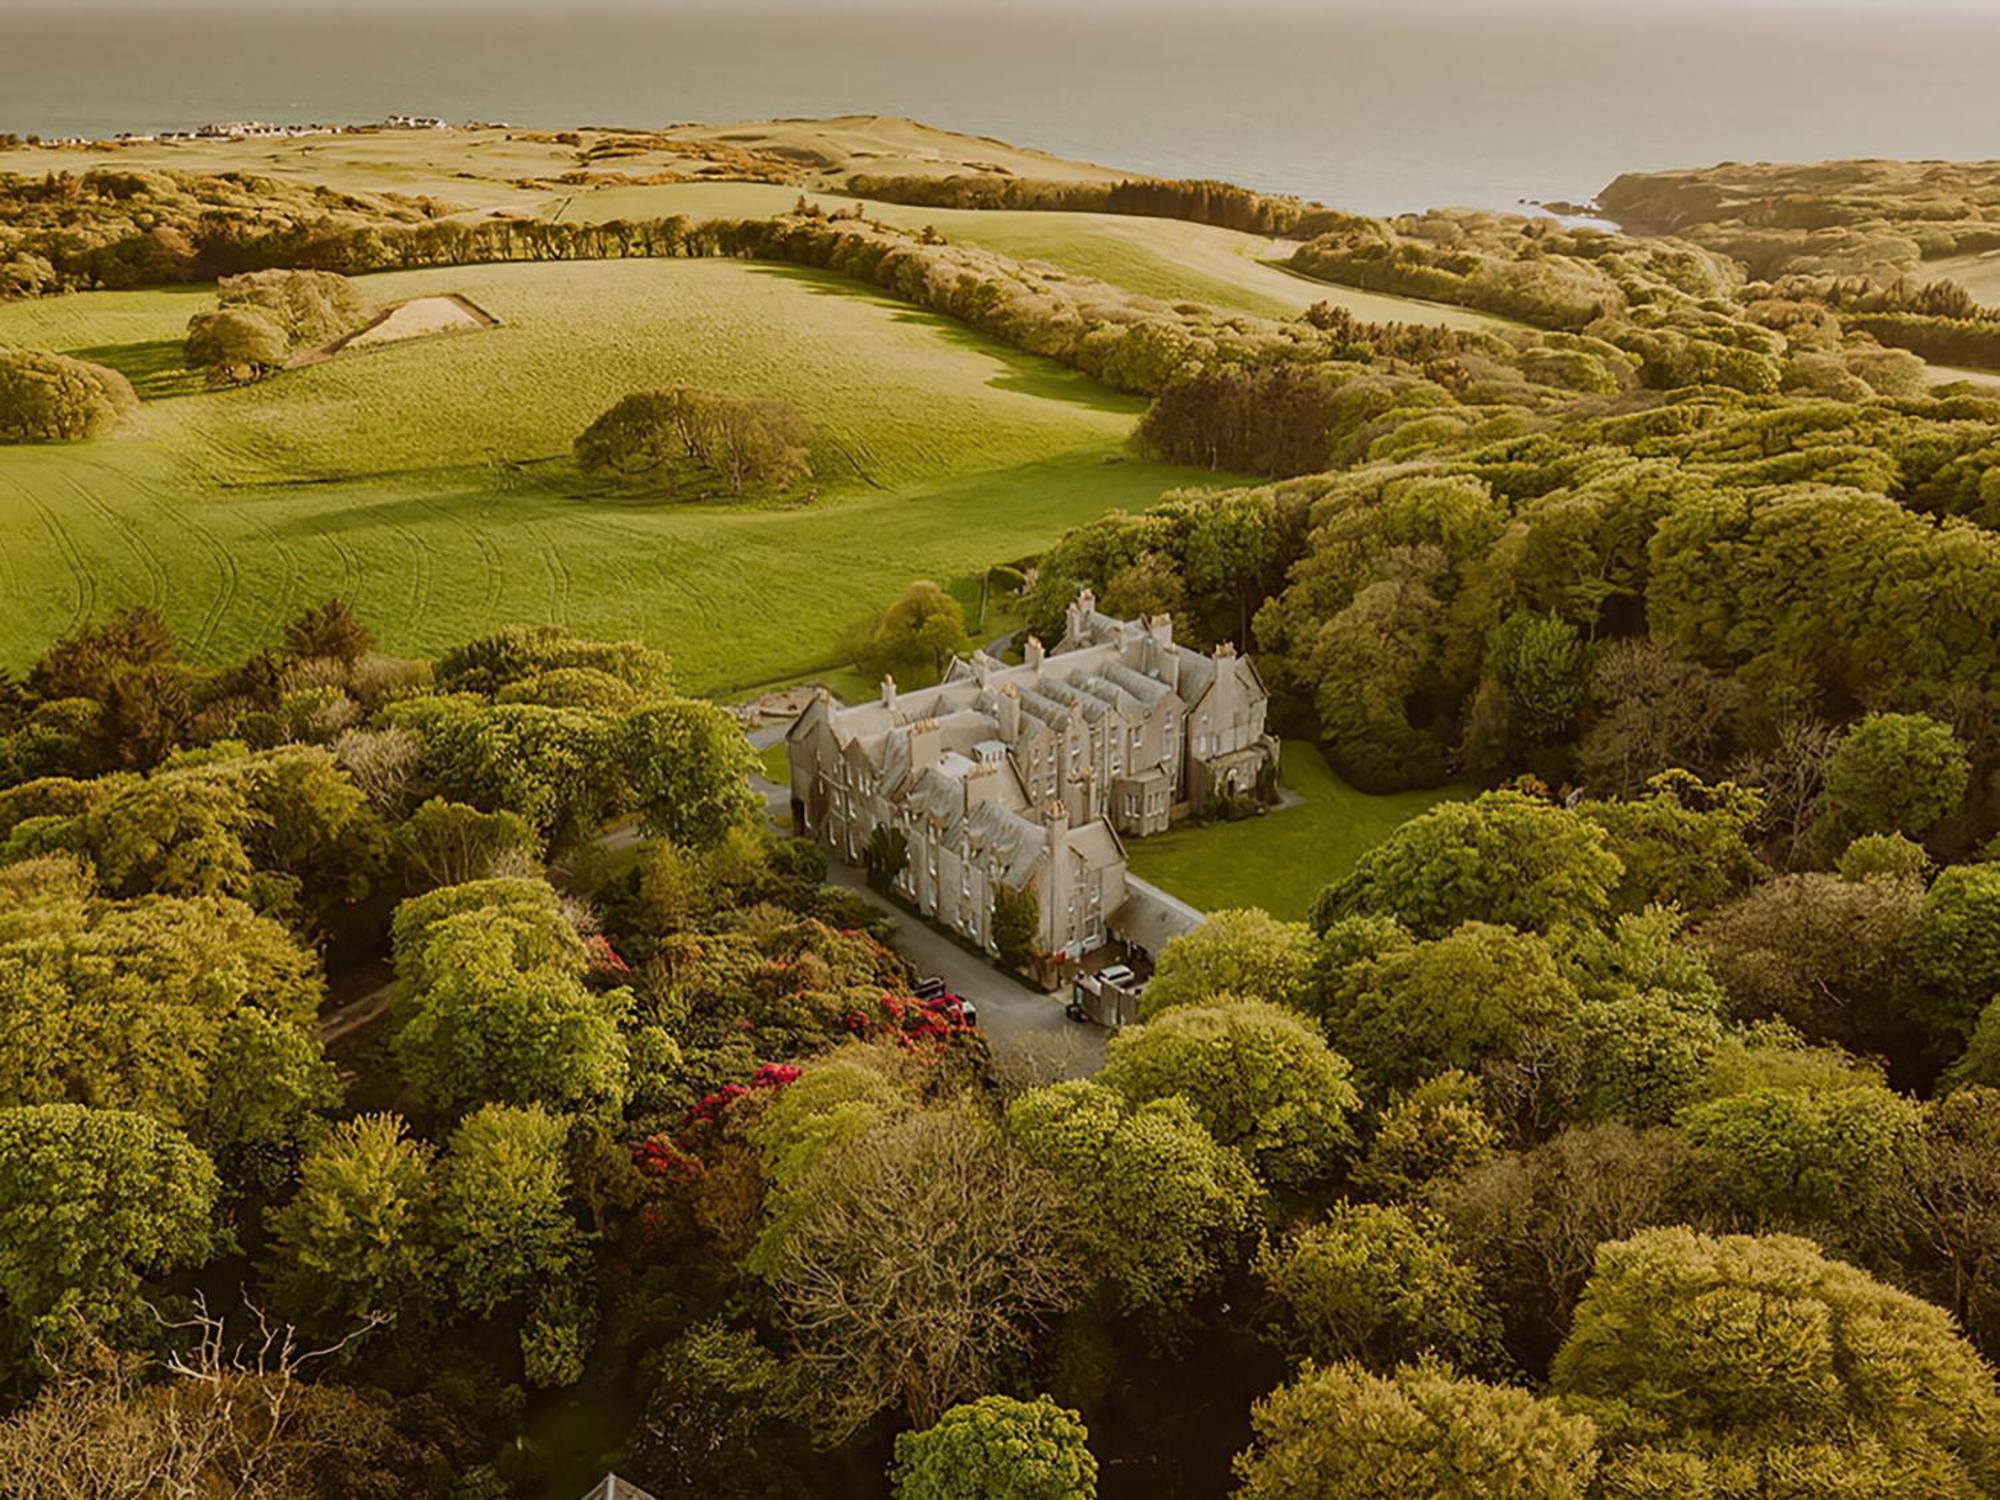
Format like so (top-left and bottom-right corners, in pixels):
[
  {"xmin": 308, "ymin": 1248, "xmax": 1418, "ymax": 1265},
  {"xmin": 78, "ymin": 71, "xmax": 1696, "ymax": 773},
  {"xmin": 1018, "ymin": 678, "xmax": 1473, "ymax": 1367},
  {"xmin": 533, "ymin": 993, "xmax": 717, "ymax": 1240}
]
[
  {"xmin": 415, "ymin": 493, "xmax": 506, "ymax": 615},
  {"xmin": 232, "ymin": 501, "xmax": 305, "ymax": 644},
  {"xmin": 381, "ymin": 512, "xmax": 436, "ymax": 628},
  {"xmin": 115, "ymin": 467, "xmax": 239, "ymax": 656},
  {"xmin": 521, "ymin": 518, "xmax": 572, "ymax": 625},
  {"xmin": 22, "ymin": 488, "xmax": 96, "ymax": 633},
  {"xmin": 66, "ymin": 470, "xmax": 171, "ymax": 612}
]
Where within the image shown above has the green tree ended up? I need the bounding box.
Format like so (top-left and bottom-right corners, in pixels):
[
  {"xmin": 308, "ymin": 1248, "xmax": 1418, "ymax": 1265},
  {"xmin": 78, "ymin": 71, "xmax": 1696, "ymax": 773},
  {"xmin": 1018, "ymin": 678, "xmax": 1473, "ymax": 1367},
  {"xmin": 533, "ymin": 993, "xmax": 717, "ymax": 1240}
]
[
  {"xmin": 1484, "ymin": 609, "xmax": 1588, "ymax": 748},
  {"xmin": 1313, "ymin": 791, "xmax": 1622, "ymax": 940},
  {"xmin": 574, "ymin": 389, "xmax": 700, "ymax": 481},
  {"xmin": 265, "ymin": 1113, "xmax": 435, "ymax": 1325},
  {"xmin": 1551, "ymin": 1227, "xmax": 2000, "ymax": 1485},
  {"xmin": 1233, "ymin": 1357, "xmax": 1599, "ymax": 1500},
  {"xmin": 1139, "ymin": 908, "xmax": 1317, "ymax": 1019},
  {"xmin": 283, "ymin": 596, "xmax": 374, "ymax": 664},
  {"xmin": 1565, "ymin": 989, "xmax": 1724, "ymax": 1126},
  {"xmin": 845, "ymin": 581, "xmax": 973, "ymax": 686},
  {"xmin": 390, "ymin": 797, "xmax": 542, "ymax": 891},
  {"xmin": 1821, "ymin": 711, "xmax": 1970, "ymax": 842},
  {"xmin": 992, "ymin": 881, "xmax": 1040, "ymax": 969},
  {"xmin": 891, "ymin": 1394, "xmax": 1097, "ymax": 1500},
  {"xmin": 1916, "ymin": 862, "xmax": 2000, "ymax": 1043},
  {"xmin": 1677, "ymin": 1084, "xmax": 1921, "ymax": 1259},
  {"xmin": 429, "ymin": 1103, "xmax": 580, "ymax": 1319},
  {"xmin": 1577, "ymin": 774, "xmax": 1764, "ymax": 916},
  {"xmin": 1318, "ymin": 921, "xmax": 1577, "ymax": 1097},
  {"xmin": 390, "ymin": 898, "xmax": 630, "ymax": 1118},
  {"xmin": 0, "ymin": 348, "xmax": 137, "ymax": 442},
  {"xmin": 619, "ymin": 699, "xmax": 760, "ymax": 847},
  {"xmin": 1008, "ymin": 1081, "xmax": 1259, "ymax": 1332},
  {"xmin": 1353, "ymin": 1070, "xmax": 1501, "ymax": 1202},
  {"xmin": 1950, "ymin": 996, "xmax": 2000, "ymax": 1089},
  {"xmin": 1838, "ymin": 831, "xmax": 1931, "ymax": 883},
  {"xmin": 0, "ymin": 1104, "xmax": 219, "ymax": 1359},
  {"xmin": 1100, "ymin": 999, "xmax": 1361, "ymax": 1187},
  {"xmin": 575, "ymin": 387, "xmax": 811, "ymax": 495},
  {"xmin": 381, "ymin": 695, "xmax": 623, "ymax": 853},
  {"xmin": 1256, "ymin": 1201, "xmax": 1500, "ymax": 1372},
  {"xmin": 434, "ymin": 625, "xmax": 673, "ymax": 700},
  {"xmin": 865, "ymin": 822, "xmax": 909, "ymax": 892},
  {"xmin": 0, "ymin": 886, "xmax": 333, "ymax": 1160},
  {"xmin": 184, "ymin": 305, "xmax": 290, "ymax": 383}
]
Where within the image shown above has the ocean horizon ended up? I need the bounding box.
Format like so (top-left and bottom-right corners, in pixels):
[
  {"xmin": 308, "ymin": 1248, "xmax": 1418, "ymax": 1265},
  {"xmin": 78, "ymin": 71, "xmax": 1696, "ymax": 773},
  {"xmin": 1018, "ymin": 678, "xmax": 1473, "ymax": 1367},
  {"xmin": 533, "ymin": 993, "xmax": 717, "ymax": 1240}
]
[{"xmin": 5, "ymin": 2, "xmax": 2000, "ymax": 216}]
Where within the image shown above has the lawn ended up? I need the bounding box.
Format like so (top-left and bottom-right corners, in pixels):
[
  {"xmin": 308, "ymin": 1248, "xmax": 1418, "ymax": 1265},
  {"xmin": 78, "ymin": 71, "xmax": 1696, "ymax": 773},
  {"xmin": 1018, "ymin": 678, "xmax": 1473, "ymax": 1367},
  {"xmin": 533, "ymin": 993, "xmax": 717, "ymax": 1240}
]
[
  {"xmin": 0, "ymin": 258, "xmax": 1233, "ymax": 689},
  {"xmin": 1126, "ymin": 741, "xmax": 1471, "ymax": 919}
]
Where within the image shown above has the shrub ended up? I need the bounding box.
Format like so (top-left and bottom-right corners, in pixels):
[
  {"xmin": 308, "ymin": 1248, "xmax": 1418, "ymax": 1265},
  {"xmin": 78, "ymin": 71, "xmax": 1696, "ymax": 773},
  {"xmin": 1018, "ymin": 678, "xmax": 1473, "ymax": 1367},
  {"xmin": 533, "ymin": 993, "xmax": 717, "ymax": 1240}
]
[{"xmin": 0, "ymin": 349, "xmax": 137, "ymax": 442}]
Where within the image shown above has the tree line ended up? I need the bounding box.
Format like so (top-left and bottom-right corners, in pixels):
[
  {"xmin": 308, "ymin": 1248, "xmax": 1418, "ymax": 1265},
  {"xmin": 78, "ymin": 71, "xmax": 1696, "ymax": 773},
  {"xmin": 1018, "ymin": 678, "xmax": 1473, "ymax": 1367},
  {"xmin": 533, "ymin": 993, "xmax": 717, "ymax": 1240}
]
[{"xmin": 841, "ymin": 171, "xmax": 1351, "ymax": 238}]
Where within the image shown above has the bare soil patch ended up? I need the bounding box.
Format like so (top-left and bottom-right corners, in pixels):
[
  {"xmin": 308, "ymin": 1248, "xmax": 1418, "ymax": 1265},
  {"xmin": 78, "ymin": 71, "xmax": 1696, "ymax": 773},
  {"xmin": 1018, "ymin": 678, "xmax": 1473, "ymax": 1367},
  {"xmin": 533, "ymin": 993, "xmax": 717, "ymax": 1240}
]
[{"xmin": 294, "ymin": 293, "xmax": 497, "ymax": 366}]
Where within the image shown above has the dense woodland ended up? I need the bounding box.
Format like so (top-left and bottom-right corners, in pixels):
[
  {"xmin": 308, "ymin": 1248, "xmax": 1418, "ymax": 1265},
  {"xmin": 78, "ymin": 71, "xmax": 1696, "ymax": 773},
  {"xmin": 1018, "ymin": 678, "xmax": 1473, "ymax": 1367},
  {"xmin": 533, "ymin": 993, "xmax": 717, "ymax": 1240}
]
[{"xmin": 6, "ymin": 143, "xmax": 2000, "ymax": 1496}]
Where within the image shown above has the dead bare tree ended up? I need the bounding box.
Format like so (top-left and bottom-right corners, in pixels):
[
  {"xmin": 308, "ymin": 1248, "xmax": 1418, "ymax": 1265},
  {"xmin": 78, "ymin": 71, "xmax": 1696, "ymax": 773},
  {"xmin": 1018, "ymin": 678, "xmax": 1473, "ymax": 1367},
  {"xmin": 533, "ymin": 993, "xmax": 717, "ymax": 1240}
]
[
  {"xmin": 0, "ymin": 1298, "xmax": 385, "ymax": 1500},
  {"xmin": 764, "ymin": 1104, "xmax": 1082, "ymax": 1442}
]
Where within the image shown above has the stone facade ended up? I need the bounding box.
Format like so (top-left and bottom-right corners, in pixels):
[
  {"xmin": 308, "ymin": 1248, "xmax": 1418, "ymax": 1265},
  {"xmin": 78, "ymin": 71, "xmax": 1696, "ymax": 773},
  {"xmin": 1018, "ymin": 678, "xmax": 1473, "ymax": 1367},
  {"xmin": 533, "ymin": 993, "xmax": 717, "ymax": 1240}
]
[{"xmin": 786, "ymin": 592, "xmax": 1278, "ymax": 961}]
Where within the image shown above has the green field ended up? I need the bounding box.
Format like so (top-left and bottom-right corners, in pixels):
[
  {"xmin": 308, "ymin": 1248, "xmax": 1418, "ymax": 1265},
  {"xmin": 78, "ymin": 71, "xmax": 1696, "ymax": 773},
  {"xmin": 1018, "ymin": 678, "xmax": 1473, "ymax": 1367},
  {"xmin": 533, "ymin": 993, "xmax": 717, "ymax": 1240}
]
[
  {"xmin": 1127, "ymin": 741, "xmax": 1470, "ymax": 919},
  {"xmin": 544, "ymin": 181, "xmax": 1517, "ymax": 327},
  {"xmin": 0, "ymin": 258, "xmax": 1233, "ymax": 690}
]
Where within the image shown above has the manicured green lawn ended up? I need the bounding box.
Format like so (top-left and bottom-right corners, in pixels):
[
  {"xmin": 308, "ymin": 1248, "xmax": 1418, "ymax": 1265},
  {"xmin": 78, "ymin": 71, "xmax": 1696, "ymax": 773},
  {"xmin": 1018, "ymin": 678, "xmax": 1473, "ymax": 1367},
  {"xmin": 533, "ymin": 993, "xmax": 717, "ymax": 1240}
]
[
  {"xmin": 0, "ymin": 259, "xmax": 1232, "ymax": 688},
  {"xmin": 1126, "ymin": 741, "xmax": 1471, "ymax": 919},
  {"xmin": 756, "ymin": 739, "xmax": 791, "ymax": 784}
]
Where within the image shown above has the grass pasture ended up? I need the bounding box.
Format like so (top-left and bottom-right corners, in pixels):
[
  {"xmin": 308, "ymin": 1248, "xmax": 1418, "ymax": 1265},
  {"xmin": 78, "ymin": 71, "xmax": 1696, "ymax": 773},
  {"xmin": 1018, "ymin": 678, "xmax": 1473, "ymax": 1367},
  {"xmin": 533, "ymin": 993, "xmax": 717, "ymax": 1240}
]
[
  {"xmin": 546, "ymin": 180, "xmax": 1517, "ymax": 327},
  {"xmin": 1931, "ymin": 249, "xmax": 2000, "ymax": 309},
  {"xmin": 0, "ymin": 258, "xmax": 1232, "ymax": 690},
  {"xmin": 1126, "ymin": 741, "xmax": 1470, "ymax": 918}
]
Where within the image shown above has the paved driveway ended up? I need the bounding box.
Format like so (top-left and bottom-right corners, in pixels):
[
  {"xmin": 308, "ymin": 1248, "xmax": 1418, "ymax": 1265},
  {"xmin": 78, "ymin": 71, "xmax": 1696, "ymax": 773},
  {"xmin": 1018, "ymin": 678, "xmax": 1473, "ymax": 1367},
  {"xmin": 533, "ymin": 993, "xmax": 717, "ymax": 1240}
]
[{"xmin": 821, "ymin": 860, "xmax": 1106, "ymax": 1081}]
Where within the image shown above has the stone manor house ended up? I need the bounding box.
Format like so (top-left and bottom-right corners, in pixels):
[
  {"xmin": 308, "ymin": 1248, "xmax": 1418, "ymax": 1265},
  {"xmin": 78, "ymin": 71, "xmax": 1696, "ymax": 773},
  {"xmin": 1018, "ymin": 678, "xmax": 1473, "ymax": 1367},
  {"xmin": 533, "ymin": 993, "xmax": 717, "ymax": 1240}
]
[{"xmin": 786, "ymin": 591, "xmax": 1278, "ymax": 962}]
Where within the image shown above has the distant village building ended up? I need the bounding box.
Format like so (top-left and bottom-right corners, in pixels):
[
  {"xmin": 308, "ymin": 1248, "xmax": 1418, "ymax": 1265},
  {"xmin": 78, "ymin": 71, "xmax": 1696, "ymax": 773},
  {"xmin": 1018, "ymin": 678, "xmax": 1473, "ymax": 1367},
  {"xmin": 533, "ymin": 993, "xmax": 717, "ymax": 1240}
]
[
  {"xmin": 786, "ymin": 591, "xmax": 1277, "ymax": 962},
  {"xmin": 385, "ymin": 114, "xmax": 448, "ymax": 130},
  {"xmin": 190, "ymin": 120, "xmax": 338, "ymax": 141}
]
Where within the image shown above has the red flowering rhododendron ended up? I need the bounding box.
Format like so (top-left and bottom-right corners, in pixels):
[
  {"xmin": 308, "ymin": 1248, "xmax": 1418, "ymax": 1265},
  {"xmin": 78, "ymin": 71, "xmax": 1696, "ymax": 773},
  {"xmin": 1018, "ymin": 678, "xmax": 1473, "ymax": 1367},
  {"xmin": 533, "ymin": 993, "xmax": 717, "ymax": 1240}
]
[
  {"xmin": 842, "ymin": 988, "xmax": 978, "ymax": 1056},
  {"xmin": 634, "ymin": 1061, "xmax": 807, "ymax": 1183},
  {"xmin": 633, "ymin": 1134, "xmax": 704, "ymax": 1182},
  {"xmin": 584, "ymin": 934, "xmax": 631, "ymax": 974}
]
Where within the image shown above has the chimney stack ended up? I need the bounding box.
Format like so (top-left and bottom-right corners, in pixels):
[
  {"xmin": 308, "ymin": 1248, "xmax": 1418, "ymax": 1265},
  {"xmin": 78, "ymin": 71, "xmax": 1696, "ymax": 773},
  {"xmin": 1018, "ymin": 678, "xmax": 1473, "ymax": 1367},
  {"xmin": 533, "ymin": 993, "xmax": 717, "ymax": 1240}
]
[
  {"xmin": 881, "ymin": 674, "xmax": 897, "ymax": 709},
  {"xmin": 996, "ymin": 683, "xmax": 1022, "ymax": 740},
  {"xmin": 1064, "ymin": 589, "xmax": 1099, "ymax": 646},
  {"xmin": 1025, "ymin": 635, "xmax": 1045, "ymax": 670}
]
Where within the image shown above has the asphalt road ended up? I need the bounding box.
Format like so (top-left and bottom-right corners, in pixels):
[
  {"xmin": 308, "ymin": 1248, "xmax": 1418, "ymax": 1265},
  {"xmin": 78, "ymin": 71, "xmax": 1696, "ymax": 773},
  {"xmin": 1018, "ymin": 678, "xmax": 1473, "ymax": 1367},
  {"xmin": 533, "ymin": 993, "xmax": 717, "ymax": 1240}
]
[{"xmin": 819, "ymin": 858, "xmax": 1107, "ymax": 1081}]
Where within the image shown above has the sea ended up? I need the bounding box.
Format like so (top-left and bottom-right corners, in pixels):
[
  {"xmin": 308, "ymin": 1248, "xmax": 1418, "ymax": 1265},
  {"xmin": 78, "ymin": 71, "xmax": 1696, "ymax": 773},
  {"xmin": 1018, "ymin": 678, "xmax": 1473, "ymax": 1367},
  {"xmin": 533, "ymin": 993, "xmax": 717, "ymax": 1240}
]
[{"xmin": 3, "ymin": 1, "xmax": 2000, "ymax": 217}]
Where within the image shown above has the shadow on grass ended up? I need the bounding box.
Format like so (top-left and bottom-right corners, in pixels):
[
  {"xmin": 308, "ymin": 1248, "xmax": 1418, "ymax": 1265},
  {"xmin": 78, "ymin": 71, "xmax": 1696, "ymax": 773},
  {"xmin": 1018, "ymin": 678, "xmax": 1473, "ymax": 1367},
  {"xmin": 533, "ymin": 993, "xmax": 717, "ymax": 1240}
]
[
  {"xmin": 736, "ymin": 260, "xmax": 1141, "ymax": 415},
  {"xmin": 69, "ymin": 339, "xmax": 206, "ymax": 401}
]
